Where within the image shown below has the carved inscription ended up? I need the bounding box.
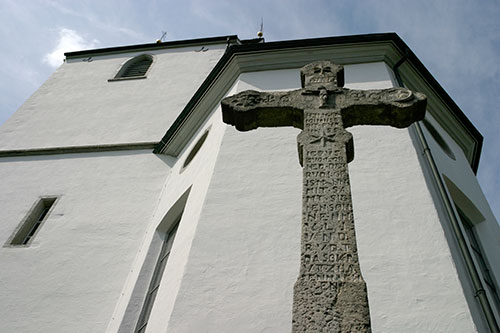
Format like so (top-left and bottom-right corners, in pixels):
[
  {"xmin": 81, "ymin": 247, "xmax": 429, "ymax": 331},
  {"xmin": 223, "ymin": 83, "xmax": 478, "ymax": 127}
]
[
  {"xmin": 221, "ymin": 60, "xmax": 426, "ymax": 333},
  {"xmin": 293, "ymin": 109, "xmax": 370, "ymax": 332}
]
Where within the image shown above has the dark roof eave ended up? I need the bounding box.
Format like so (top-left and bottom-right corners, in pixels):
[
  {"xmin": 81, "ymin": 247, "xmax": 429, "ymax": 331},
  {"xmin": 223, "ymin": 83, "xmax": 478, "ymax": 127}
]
[
  {"xmin": 148, "ymin": 32, "xmax": 482, "ymax": 173},
  {"xmin": 64, "ymin": 35, "xmax": 240, "ymax": 58},
  {"xmin": 389, "ymin": 37, "xmax": 483, "ymax": 173}
]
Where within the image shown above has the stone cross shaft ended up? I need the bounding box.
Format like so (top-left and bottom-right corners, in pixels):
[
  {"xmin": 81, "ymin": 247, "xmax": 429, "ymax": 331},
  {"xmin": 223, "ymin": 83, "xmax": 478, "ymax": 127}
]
[{"xmin": 221, "ymin": 61, "xmax": 426, "ymax": 332}]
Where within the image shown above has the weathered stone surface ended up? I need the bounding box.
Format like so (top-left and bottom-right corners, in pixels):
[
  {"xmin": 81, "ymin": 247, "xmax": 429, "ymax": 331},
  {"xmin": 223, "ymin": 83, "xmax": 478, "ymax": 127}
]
[{"xmin": 221, "ymin": 61, "xmax": 427, "ymax": 332}]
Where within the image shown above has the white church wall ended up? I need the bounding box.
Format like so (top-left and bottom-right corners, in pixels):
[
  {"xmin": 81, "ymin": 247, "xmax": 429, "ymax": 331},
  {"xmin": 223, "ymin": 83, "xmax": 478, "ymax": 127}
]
[
  {"xmin": 344, "ymin": 63, "xmax": 476, "ymax": 332},
  {"xmin": 0, "ymin": 150, "xmax": 170, "ymax": 332},
  {"xmin": 0, "ymin": 36, "xmax": 494, "ymax": 333},
  {"xmin": 0, "ymin": 43, "xmax": 227, "ymax": 150},
  {"xmin": 107, "ymin": 83, "xmax": 235, "ymax": 332},
  {"xmin": 166, "ymin": 125, "xmax": 302, "ymax": 333},
  {"xmin": 422, "ymin": 114, "xmax": 500, "ymax": 270},
  {"xmin": 158, "ymin": 69, "xmax": 302, "ymax": 332},
  {"xmin": 143, "ymin": 106, "xmax": 232, "ymax": 333},
  {"xmin": 1, "ymin": 53, "xmax": 488, "ymax": 332},
  {"xmin": 142, "ymin": 63, "xmax": 476, "ymax": 332},
  {"xmin": 349, "ymin": 123, "xmax": 477, "ymax": 332},
  {"xmin": 419, "ymin": 113, "xmax": 500, "ymax": 325}
]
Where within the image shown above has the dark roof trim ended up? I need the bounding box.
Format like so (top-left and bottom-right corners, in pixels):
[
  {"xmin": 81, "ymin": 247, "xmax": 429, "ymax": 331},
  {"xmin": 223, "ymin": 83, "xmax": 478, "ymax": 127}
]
[
  {"xmin": 387, "ymin": 37, "xmax": 483, "ymax": 173},
  {"xmin": 0, "ymin": 142, "xmax": 157, "ymax": 158},
  {"xmin": 65, "ymin": 35, "xmax": 239, "ymax": 58},
  {"xmin": 151, "ymin": 32, "xmax": 482, "ymax": 172}
]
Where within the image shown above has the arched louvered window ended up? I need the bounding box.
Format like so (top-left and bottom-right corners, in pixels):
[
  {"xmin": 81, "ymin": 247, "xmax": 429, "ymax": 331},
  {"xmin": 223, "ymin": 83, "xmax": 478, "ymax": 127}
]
[{"xmin": 111, "ymin": 54, "xmax": 153, "ymax": 81}]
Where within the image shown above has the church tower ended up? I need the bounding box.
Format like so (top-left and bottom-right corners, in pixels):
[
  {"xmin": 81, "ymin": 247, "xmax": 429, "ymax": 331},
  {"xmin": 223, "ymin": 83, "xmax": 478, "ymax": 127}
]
[{"xmin": 0, "ymin": 34, "xmax": 498, "ymax": 332}]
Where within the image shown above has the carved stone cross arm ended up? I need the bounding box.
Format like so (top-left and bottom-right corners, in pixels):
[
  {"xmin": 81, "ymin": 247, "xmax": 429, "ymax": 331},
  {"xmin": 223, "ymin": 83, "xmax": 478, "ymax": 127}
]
[
  {"xmin": 221, "ymin": 89, "xmax": 306, "ymax": 131},
  {"xmin": 221, "ymin": 87, "xmax": 427, "ymax": 133},
  {"xmin": 339, "ymin": 88, "xmax": 427, "ymax": 129},
  {"xmin": 221, "ymin": 86, "xmax": 426, "ymax": 166}
]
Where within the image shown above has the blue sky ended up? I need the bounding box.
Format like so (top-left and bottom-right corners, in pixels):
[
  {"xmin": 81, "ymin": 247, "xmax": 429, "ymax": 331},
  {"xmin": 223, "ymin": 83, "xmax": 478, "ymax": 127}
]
[{"xmin": 1, "ymin": 0, "xmax": 499, "ymax": 219}]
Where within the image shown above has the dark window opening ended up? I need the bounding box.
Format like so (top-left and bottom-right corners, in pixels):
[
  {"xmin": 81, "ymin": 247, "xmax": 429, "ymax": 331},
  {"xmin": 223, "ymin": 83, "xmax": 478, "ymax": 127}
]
[
  {"xmin": 182, "ymin": 127, "xmax": 210, "ymax": 170},
  {"xmin": 112, "ymin": 55, "xmax": 153, "ymax": 80},
  {"xmin": 9, "ymin": 197, "xmax": 57, "ymax": 246},
  {"xmin": 422, "ymin": 119, "xmax": 456, "ymax": 160}
]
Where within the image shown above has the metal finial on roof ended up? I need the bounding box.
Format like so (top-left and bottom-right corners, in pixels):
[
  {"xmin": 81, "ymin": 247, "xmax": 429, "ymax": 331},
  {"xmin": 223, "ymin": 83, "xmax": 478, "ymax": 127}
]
[
  {"xmin": 156, "ymin": 31, "xmax": 167, "ymax": 43},
  {"xmin": 257, "ymin": 17, "xmax": 264, "ymax": 38}
]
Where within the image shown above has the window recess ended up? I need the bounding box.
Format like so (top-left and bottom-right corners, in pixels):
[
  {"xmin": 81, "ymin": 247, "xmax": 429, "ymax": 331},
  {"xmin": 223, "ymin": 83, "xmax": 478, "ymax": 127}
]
[
  {"xmin": 7, "ymin": 197, "xmax": 57, "ymax": 246},
  {"xmin": 135, "ymin": 218, "xmax": 181, "ymax": 333},
  {"xmin": 109, "ymin": 54, "xmax": 153, "ymax": 81},
  {"xmin": 118, "ymin": 188, "xmax": 190, "ymax": 333},
  {"xmin": 457, "ymin": 208, "xmax": 500, "ymax": 312}
]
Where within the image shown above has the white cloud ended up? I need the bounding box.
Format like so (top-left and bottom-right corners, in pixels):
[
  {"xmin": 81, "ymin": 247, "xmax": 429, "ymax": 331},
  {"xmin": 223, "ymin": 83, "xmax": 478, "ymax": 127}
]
[{"xmin": 43, "ymin": 28, "xmax": 98, "ymax": 67}]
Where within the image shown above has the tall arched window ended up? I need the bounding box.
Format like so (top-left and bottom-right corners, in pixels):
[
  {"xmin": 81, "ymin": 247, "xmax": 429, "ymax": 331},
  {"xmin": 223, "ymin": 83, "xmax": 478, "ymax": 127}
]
[
  {"xmin": 111, "ymin": 54, "xmax": 153, "ymax": 80},
  {"xmin": 117, "ymin": 188, "xmax": 191, "ymax": 332}
]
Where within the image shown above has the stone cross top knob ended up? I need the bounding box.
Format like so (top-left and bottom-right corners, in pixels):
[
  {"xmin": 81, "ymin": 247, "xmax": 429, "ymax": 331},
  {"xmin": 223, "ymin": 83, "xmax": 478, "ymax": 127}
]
[
  {"xmin": 221, "ymin": 61, "xmax": 426, "ymax": 332},
  {"xmin": 300, "ymin": 61, "xmax": 345, "ymax": 90}
]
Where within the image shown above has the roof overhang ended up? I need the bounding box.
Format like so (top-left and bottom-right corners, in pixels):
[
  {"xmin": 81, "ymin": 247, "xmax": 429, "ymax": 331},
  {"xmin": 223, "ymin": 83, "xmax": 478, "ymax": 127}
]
[
  {"xmin": 65, "ymin": 35, "xmax": 240, "ymax": 59},
  {"xmin": 121, "ymin": 33, "xmax": 482, "ymax": 173}
]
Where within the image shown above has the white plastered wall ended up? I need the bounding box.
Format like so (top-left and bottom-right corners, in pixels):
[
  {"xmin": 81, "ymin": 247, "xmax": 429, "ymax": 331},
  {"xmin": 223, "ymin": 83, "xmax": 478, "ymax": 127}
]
[
  {"xmin": 419, "ymin": 113, "xmax": 500, "ymax": 327},
  {"xmin": 422, "ymin": 113, "xmax": 500, "ymax": 273},
  {"xmin": 0, "ymin": 44, "xmax": 226, "ymax": 150},
  {"xmin": 136, "ymin": 63, "xmax": 477, "ymax": 332},
  {"xmin": 107, "ymin": 81, "xmax": 237, "ymax": 332},
  {"xmin": 347, "ymin": 63, "xmax": 476, "ymax": 332},
  {"xmin": 164, "ymin": 87, "xmax": 303, "ymax": 331},
  {"xmin": 0, "ymin": 150, "xmax": 170, "ymax": 332}
]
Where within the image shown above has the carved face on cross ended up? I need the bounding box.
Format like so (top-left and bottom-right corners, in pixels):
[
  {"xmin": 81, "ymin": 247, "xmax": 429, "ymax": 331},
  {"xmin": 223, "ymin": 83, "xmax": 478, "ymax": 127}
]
[{"xmin": 300, "ymin": 60, "xmax": 345, "ymax": 90}]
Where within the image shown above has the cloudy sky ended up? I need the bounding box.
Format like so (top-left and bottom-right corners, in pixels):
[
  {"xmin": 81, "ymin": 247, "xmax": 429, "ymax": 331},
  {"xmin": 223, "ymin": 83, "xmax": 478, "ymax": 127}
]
[{"xmin": 1, "ymin": 0, "xmax": 499, "ymax": 219}]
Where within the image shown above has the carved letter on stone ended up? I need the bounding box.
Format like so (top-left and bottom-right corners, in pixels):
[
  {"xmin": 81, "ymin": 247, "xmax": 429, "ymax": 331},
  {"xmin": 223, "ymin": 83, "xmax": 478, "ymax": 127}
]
[{"xmin": 221, "ymin": 60, "xmax": 426, "ymax": 332}]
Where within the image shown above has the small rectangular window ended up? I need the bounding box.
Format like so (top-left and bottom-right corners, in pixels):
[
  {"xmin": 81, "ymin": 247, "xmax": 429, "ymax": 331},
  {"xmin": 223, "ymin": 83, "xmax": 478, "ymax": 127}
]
[{"xmin": 8, "ymin": 197, "xmax": 57, "ymax": 246}]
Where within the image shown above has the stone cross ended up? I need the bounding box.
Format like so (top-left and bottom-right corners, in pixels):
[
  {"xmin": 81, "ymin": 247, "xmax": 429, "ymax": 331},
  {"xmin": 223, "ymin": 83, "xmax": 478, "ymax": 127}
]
[{"xmin": 221, "ymin": 61, "xmax": 426, "ymax": 332}]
